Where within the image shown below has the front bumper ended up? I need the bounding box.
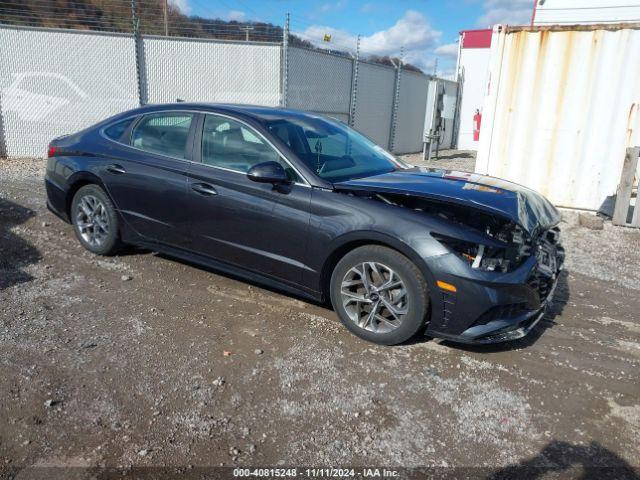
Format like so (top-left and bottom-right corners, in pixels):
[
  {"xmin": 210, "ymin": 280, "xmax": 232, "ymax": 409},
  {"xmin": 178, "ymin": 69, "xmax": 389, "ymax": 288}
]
[
  {"xmin": 432, "ymin": 273, "xmax": 560, "ymax": 344},
  {"xmin": 424, "ymin": 234, "xmax": 565, "ymax": 345}
]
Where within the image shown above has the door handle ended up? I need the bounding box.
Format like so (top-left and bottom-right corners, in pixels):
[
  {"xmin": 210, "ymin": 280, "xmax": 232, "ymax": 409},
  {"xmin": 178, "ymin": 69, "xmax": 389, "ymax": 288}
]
[
  {"xmin": 106, "ymin": 164, "xmax": 126, "ymax": 174},
  {"xmin": 191, "ymin": 183, "xmax": 218, "ymax": 196}
]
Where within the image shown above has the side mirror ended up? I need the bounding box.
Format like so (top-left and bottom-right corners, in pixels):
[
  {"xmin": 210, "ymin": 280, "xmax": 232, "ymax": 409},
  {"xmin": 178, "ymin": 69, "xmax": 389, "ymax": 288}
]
[{"xmin": 246, "ymin": 161, "xmax": 290, "ymax": 185}]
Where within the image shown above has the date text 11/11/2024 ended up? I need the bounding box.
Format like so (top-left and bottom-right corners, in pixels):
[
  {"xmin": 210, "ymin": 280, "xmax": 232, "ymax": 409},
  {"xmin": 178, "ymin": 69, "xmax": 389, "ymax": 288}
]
[{"xmin": 232, "ymin": 468, "xmax": 401, "ymax": 478}]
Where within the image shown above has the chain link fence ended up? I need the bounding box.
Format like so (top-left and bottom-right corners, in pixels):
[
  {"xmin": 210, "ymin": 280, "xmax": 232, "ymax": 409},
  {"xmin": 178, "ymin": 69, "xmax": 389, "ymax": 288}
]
[
  {"xmin": 0, "ymin": 7, "xmax": 443, "ymax": 158},
  {"xmin": 0, "ymin": 26, "xmax": 139, "ymax": 157}
]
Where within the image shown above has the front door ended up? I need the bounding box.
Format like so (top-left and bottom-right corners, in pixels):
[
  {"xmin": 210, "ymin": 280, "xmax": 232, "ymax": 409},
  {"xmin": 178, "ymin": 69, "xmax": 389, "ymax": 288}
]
[{"xmin": 185, "ymin": 113, "xmax": 312, "ymax": 286}]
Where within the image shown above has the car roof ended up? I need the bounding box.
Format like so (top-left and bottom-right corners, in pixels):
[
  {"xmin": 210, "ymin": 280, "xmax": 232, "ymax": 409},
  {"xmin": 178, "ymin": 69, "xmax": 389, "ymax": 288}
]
[{"xmin": 123, "ymin": 103, "xmax": 337, "ymax": 124}]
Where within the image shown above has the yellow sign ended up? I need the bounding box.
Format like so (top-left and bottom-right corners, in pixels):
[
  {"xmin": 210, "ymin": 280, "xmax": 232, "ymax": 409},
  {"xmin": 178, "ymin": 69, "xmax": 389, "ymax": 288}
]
[{"xmin": 323, "ymin": 34, "xmax": 332, "ymax": 42}]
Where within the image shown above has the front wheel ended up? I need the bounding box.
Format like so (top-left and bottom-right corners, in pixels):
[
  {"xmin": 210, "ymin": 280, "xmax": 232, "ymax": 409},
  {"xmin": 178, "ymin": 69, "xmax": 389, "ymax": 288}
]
[
  {"xmin": 330, "ymin": 245, "xmax": 430, "ymax": 345},
  {"xmin": 71, "ymin": 184, "xmax": 122, "ymax": 256}
]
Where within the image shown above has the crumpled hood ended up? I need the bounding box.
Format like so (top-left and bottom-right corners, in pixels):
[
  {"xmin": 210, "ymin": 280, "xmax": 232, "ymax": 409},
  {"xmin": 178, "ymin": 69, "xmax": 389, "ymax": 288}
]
[{"xmin": 334, "ymin": 168, "xmax": 561, "ymax": 237}]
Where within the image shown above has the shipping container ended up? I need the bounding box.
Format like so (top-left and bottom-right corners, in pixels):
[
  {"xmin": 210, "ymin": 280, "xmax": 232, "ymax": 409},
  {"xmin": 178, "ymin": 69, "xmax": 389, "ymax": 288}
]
[{"xmin": 476, "ymin": 23, "xmax": 640, "ymax": 211}]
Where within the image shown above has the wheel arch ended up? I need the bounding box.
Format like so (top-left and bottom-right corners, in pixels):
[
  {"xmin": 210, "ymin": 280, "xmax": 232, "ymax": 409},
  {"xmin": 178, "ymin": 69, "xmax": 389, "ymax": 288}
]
[
  {"xmin": 319, "ymin": 231, "xmax": 435, "ymax": 302},
  {"xmin": 65, "ymin": 172, "xmax": 109, "ymax": 219}
]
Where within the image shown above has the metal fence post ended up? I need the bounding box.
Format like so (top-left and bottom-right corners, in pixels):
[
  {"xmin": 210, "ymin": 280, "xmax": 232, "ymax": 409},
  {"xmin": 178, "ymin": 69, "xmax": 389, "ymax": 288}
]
[
  {"xmin": 163, "ymin": 0, "xmax": 169, "ymax": 36},
  {"xmin": 131, "ymin": 0, "xmax": 147, "ymax": 106},
  {"xmin": 613, "ymin": 146, "xmax": 640, "ymax": 226},
  {"xmin": 388, "ymin": 47, "xmax": 403, "ymax": 152},
  {"xmin": 0, "ymin": 95, "xmax": 6, "ymax": 158},
  {"xmin": 348, "ymin": 34, "xmax": 360, "ymax": 127},
  {"xmin": 281, "ymin": 13, "xmax": 290, "ymax": 108}
]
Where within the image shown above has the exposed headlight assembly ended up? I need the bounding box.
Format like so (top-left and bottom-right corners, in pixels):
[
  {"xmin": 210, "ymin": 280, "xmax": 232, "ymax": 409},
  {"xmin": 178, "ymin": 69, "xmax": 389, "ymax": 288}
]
[{"xmin": 433, "ymin": 233, "xmax": 529, "ymax": 273}]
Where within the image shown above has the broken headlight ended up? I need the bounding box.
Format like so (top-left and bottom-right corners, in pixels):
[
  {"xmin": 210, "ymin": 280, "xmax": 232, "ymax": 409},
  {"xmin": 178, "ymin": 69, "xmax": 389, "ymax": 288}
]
[{"xmin": 433, "ymin": 231, "xmax": 531, "ymax": 273}]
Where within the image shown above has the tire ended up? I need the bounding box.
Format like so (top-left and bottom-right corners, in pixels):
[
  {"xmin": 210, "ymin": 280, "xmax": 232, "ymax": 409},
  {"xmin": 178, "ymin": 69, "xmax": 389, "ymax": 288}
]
[
  {"xmin": 330, "ymin": 245, "xmax": 429, "ymax": 345},
  {"xmin": 71, "ymin": 184, "xmax": 122, "ymax": 256}
]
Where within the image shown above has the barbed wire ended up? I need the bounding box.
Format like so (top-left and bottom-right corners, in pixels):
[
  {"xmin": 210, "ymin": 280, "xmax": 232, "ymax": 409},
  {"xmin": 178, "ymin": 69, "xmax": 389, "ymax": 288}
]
[
  {"xmin": 0, "ymin": 0, "xmax": 285, "ymax": 41},
  {"xmin": 0, "ymin": 0, "xmax": 423, "ymax": 72}
]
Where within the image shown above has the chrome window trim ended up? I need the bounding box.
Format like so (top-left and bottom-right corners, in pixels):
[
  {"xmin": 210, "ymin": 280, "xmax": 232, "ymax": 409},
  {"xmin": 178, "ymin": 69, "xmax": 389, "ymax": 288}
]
[{"xmin": 99, "ymin": 109, "xmax": 312, "ymax": 188}]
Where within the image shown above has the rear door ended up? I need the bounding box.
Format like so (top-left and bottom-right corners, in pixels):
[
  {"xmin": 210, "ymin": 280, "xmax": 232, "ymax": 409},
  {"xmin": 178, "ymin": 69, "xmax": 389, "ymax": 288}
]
[
  {"xmin": 184, "ymin": 113, "xmax": 313, "ymax": 286},
  {"xmin": 100, "ymin": 111, "xmax": 196, "ymax": 249}
]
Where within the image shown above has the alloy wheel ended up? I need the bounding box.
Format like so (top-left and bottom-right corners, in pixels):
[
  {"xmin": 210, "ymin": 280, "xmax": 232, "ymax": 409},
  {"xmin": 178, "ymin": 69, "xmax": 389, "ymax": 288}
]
[
  {"xmin": 75, "ymin": 194, "xmax": 110, "ymax": 247},
  {"xmin": 340, "ymin": 261, "xmax": 408, "ymax": 333}
]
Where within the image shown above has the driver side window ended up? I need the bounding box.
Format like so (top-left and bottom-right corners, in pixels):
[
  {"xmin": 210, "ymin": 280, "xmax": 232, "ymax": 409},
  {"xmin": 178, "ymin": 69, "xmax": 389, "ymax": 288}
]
[{"xmin": 201, "ymin": 115, "xmax": 299, "ymax": 182}]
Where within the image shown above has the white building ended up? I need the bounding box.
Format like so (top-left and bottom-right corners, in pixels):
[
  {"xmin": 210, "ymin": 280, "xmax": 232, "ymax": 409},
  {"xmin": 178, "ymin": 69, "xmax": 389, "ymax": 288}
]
[{"xmin": 455, "ymin": 29, "xmax": 492, "ymax": 151}]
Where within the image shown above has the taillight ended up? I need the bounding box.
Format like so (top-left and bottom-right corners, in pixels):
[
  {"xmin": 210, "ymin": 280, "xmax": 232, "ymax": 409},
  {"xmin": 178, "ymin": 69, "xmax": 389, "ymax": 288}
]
[{"xmin": 47, "ymin": 145, "xmax": 57, "ymax": 157}]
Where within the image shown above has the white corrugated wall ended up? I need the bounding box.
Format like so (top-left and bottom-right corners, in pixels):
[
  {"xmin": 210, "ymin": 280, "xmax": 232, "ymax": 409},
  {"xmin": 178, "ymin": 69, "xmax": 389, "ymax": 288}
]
[
  {"xmin": 477, "ymin": 24, "xmax": 640, "ymax": 211},
  {"xmin": 0, "ymin": 26, "xmax": 139, "ymax": 157},
  {"xmin": 143, "ymin": 37, "xmax": 281, "ymax": 106}
]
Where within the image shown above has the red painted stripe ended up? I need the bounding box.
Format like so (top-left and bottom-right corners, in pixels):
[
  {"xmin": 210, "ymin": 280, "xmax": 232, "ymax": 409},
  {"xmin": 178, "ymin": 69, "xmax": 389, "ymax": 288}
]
[{"xmin": 461, "ymin": 29, "xmax": 492, "ymax": 49}]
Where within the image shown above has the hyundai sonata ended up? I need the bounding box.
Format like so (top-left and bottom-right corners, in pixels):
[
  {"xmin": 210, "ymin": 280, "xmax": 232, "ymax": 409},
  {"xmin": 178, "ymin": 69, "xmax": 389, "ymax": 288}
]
[{"xmin": 45, "ymin": 104, "xmax": 564, "ymax": 345}]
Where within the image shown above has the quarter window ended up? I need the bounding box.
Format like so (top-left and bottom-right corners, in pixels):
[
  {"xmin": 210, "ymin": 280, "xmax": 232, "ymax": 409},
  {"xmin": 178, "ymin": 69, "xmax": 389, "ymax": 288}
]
[
  {"xmin": 201, "ymin": 115, "xmax": 299, "ymax": 181},
  {"xmin": 104, "ymin": 118, "xmax": 134, "ymax": 141},
  {"xmin": 131, "ymin": 113, "xmax": 194, "ymax": 159}
]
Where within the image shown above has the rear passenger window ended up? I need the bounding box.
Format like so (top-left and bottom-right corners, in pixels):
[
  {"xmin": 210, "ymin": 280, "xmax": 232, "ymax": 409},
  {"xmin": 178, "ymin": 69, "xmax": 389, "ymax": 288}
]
[
  {"xmin": 131, "ymin": 113, "xmax": 194, "ymax": 159},
  {"xmin": 104, "ymin": 118, "xmax": 133, "ymax": 141}
]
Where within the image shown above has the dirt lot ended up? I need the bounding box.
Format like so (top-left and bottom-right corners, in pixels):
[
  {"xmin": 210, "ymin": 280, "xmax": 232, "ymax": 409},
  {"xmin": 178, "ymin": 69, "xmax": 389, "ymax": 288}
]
[
  {"xmin": 1, "ymin": 155, "xmax": 639, "ymax": 478},
  {"xmin": 400, "ymin": 150, "xmax": 477, "ymax": 173}
]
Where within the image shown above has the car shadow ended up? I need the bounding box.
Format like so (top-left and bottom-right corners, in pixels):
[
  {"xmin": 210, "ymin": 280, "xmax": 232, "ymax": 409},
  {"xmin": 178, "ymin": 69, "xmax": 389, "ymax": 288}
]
[
  {"xmin": 488, "ymin": 439, "xmax": 639, "ymax": 480},
  {"xmin": 152, "ymin": 251, "xmax": 572, "ymax": 351},
  {"xmin": 422, "ymin": 270, "xmax": 571, "ymax": 352},
  {"xmin": 0, "ymin": 197, "xmax": 41, "ymax": 290},
  {"xmin": 152, "ymin": 252, "xmax": 330, "ymax": 309}
]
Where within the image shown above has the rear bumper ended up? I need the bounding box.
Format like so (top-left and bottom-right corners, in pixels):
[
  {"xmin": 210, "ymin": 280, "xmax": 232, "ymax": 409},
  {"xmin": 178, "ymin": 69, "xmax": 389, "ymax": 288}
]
[{"xmin": 45, "ymin": 177, "xmax": 70, "ymax": 223}]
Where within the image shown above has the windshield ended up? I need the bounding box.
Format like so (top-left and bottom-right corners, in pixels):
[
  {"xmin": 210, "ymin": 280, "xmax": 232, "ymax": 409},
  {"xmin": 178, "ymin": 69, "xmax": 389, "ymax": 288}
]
[{"xmin": 266, "ymin": 116, "xmax": 404, "ymax": 182}]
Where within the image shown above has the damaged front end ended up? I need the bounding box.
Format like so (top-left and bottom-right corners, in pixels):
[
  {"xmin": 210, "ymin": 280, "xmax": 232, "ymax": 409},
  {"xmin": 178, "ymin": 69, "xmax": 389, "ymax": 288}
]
[
  {"xmin": 334, "ymin": 172, "xmax": 566, "ymax": 344},
  {"xmin": 343, "ymin": 188, "xmax": 546, "ymax": 273}
]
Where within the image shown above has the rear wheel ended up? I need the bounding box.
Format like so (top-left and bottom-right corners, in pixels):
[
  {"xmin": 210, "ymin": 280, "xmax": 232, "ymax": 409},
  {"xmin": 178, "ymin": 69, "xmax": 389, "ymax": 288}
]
[
  {"xmin": 71, "ymin": 184, "xmax": 122, "ymax": 255},
  {"xmin": 330, "ymin": 245, "xmax": 429, "ymax": 345}
]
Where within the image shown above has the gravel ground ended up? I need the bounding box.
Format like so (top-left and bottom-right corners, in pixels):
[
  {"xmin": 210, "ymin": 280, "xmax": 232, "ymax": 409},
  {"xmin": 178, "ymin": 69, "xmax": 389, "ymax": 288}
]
[
  {"xmin": 400, "ymin": 150, "xmax": 476, "ymax": 172},
  {"xmin": 1, "ymin": 157, "xmax": 639, "ymax": 478}
]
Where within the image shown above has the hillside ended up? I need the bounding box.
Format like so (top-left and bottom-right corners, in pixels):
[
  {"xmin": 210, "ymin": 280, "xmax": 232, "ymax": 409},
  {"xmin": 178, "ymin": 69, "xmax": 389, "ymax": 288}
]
[{"xmin": 0, "ymin": 0, "xmax": 421, "ymax": 72}]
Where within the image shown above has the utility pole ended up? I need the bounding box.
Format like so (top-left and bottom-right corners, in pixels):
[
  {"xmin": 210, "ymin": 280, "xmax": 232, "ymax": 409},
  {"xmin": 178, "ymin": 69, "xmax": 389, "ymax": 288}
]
[
  {"xmin": 241, "ymin": 25, "xmax": 254, "ymax": 41},
  {"xmin": 433, "ymin": 57, "xmax": 438, "ymax": 76},
  {"xmin": 163, "ymin": 0, "xmax": 168, "ymax": 36}
]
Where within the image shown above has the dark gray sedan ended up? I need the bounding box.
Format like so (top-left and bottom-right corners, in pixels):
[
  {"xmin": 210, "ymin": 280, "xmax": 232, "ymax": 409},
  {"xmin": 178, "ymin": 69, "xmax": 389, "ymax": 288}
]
[{"xmin": 45, "ymin": 103, "xmax": 564, "ymax": 345}]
